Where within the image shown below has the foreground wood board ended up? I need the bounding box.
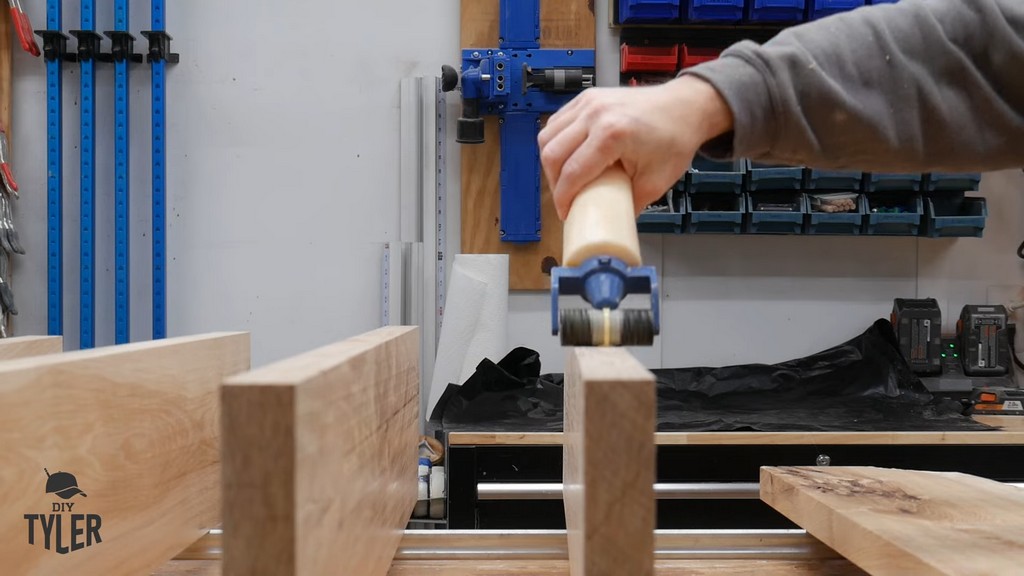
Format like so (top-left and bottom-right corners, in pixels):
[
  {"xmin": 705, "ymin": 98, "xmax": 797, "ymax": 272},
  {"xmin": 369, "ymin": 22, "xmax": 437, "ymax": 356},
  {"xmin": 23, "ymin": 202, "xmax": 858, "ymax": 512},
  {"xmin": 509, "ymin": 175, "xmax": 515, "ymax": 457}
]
[
  {"xmin": 564, "ymin": 347, "xmax": 656, "ymax": 576},
  {"xmin": 0, "ymin": 335, "xmax": 63, "ymax": 360},
  {"xmin": 155, "ymin": 559, "xmax": 865, "ymax": 576},
  {"xmin": 461, "ymin": 0, "xmax": 595, "ymax": 290},
  {"xmin": 0, "ymin": 333, "xmax": 250, "ymax": 576},
  {"xmin": 761, "ymin": 466, "xmax": 1024, "ymax": 576},
  {"xmin": 222, "ymin": 326, "xmax": 420, "ymax": 576}
]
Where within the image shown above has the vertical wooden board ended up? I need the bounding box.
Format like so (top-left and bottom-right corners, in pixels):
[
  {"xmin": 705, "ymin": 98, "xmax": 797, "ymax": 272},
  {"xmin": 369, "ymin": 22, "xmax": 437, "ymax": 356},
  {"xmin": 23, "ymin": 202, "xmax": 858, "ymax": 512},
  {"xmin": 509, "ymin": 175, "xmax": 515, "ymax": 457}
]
[
  {"xmin": 222, "ymin": 326, "xmax": 420, "ymax": 576},
  {"xmin": 564, "ymin": 347, "xmax": 655, "ymax": 576},
  {"xmin": 760, "ymin": 466, "xmax": 1024, "ymax": 576},
  {"xmin": 0, "ymin": 333, "xmax": 251, "ymax": 576},
  {"xmin": 0, "ymin": 336, "xmax": 63, "ymax": 360},
  {"xmin": 460, "ymin": 0, "xmax": 596, "ymax": 290},
  {"xmin": 1, "ymin": 8, "xmax": 11, "ymax": 335}
]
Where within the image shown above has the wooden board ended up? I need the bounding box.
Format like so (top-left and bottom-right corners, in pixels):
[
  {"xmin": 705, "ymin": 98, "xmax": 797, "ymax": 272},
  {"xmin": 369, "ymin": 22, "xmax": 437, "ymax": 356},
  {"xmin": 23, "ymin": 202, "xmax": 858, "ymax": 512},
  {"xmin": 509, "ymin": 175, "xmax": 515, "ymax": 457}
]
[
  {"xmin": 0, "ymin": 335, "xmax": 62, "ymax": 360},
  {"xmin": 0, "ymin": 333, "xmax": 250, "ymax": 576},
  {"xmin": 153, "ymin": 559, "xmax": 865, "ymax": 576},
  {"xmin": 760, "ymin": 466, "xmax": 1024, "ymax": 576},
  {"xmin": 461, "ymin": 0, "xmax": 596, "ymax": 290},
  {"xmin": 1, "ymin": 6, "xmax": 12, "ymax": 334},
  {"xmin": 447, "ymin": 416, "xmax": 1024, "ymax": 445},
  {"xmin": 222, "ymin": 326, "xmax": 420, "ymax": 576},
  {"xmin": 564, "ymin": 347, "xmax": 656, "ymax": 576}
]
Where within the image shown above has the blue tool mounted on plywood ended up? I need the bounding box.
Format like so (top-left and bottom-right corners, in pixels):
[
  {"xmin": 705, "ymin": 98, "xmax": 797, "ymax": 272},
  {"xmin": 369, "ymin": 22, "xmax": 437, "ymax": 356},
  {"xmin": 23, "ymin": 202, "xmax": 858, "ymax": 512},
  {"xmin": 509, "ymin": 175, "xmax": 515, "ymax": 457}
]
[{"xmin": 441, "ymin": 0, "xmax": 595, "ymax": 243}]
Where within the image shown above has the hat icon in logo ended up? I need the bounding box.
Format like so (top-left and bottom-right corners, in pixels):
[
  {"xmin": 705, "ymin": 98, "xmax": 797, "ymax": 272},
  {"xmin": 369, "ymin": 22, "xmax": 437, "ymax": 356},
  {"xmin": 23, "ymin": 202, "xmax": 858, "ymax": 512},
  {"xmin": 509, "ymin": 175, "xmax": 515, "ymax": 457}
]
[{"xmin": 44, "ymin": 468, "xmax": 87, "ymax": 500}]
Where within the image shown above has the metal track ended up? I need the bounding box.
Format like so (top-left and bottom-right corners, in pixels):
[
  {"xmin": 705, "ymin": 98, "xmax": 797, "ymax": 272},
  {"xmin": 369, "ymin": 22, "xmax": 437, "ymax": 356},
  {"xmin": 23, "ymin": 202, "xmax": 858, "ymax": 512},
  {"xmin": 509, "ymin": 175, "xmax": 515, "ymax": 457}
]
[
  {"xmin": 150, "ymin": 0, "xmax": 168, "ymax": 339},
  {"xmin": 112, "ymin": 0, "xmax": 131, "ymax": 344},
  {"xmin": 79, "ymin": 0, "xmax": 96, "ymax": 348},
  {"xmin": 434, "ymin": 76, "xmax": 447, "ymax": 345}
]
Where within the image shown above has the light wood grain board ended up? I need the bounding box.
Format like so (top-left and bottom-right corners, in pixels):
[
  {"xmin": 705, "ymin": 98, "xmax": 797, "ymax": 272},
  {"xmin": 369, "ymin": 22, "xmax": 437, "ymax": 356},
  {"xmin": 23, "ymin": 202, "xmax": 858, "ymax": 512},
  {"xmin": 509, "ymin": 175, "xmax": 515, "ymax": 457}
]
[
  {"xmin": 222, "ymin": 326, "xmax": 420, "ymax": 576},
  {"xmin": 0, "ymin": 332, "xmax": 250, "ymax": 576},
  {"xmin": 760, "ymin": 466, "xmax": 1024, "ymax": 576},
  {"xmin": 153, "ymin": 559, "xmax": 865, "ymax": 576},
  {"xmin": 447, "ymin": 419, "xmax": 1023, "ymax": 446},
  {"xmin": 0, "ymin": 335, "xmax": 62, "ymax": 360},
  {"xmin": 1, "ymin": 6, "xmax": 12, "ymax": 335},
  {"xmin": 461, "ymin": 0, "xmax": 596, "ymax": 290},
  {"xmin": 564, "ymin": 347, "xmax": 656, "ymax": 576}
]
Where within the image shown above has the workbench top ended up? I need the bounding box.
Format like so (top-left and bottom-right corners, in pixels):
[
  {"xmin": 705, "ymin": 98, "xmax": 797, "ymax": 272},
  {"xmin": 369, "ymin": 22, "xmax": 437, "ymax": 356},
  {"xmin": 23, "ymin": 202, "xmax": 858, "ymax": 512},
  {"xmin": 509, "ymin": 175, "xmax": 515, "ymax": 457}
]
[{"xmin": 446, "ymin": 416, "xmax": 1024, "ymax": 446}]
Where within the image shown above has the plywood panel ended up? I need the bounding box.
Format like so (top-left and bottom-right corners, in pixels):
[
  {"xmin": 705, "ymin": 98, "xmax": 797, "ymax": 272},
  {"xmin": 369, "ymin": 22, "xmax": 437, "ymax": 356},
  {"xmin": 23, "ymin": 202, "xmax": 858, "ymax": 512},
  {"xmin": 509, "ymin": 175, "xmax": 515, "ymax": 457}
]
[
  {"xmin": 564, "ymin": 347, "xmax": 656, "ymax": 576},
  {"xmin": 761, "ymin": 466, "xmax": 1024, "ymax": 576},
  {"xmin": 0, "ymin": 333, "xmax": 250, "ymax": 576},
  {"xmin": 460, "ymin": 0, "xmax": 596, "ymax": 290},
  {"xmin": 0, "ymin": 335, "xmax": 62, "ymax": 360},
  {"xmin": 222, "ymin": 326, "xmax": 420, "ymax": 576}
]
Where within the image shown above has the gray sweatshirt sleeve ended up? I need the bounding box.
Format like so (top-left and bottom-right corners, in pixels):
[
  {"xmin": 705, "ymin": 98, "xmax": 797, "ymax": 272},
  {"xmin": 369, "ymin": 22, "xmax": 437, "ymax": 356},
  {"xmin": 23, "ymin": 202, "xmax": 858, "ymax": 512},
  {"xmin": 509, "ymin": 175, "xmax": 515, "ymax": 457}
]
[{"xmin": 682, "ymin": 0, "xmax": 1024, "ymax": 172}]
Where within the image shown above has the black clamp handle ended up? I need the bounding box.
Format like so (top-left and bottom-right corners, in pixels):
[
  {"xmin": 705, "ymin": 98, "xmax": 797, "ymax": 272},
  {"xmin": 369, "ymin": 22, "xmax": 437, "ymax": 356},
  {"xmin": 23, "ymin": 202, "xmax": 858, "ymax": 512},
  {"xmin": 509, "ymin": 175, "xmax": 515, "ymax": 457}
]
[
  {"xmin": 102, "ymin": 31, "xmax": 144, "ymax": 63},
  {"xmin": 139, "ymin": 31, "xmax": 179, "ymax": 64},
  {"xmin": 68, "ymin": 30, "xmax": 104, "ymax": 62},
  {"xmin": 34, "ymin": 30, "xmax": 77, "ymax": 63}
]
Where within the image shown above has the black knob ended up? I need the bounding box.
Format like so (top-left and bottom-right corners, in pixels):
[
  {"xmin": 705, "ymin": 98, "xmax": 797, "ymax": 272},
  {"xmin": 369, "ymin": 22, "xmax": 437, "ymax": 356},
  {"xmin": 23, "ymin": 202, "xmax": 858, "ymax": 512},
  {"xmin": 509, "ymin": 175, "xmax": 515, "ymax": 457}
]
[
  {"xmin": 456, "ymin": 117, "xmax": 485, "ymax": 144},
  {"xmin": 440, "ymin": 65, "xmax": 459, "ymax": 92}
]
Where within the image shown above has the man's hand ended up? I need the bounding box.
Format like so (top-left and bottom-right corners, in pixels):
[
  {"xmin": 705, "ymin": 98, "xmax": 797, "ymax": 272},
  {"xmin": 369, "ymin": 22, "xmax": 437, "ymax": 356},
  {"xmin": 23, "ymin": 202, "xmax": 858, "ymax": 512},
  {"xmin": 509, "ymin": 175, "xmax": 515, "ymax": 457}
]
[{"xmin": 538, "ymin": 75, "xmax": 734, "ymax": 220}]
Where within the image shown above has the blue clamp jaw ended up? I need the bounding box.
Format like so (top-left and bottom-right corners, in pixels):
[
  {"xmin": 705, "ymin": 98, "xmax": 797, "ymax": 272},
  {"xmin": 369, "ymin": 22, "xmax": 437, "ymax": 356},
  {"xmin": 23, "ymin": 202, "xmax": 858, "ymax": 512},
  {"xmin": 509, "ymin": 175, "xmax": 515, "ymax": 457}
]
[{"xmin": 550, "ymin": 256, "xmax": 661, "ymax": 337}]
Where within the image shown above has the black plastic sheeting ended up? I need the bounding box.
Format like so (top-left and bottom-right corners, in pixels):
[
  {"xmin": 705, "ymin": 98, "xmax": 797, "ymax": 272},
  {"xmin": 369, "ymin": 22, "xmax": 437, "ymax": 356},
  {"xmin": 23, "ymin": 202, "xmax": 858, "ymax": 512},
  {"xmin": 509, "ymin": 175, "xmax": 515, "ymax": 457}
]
[{"xmin": 430, "ymin": 319, "xmax": 995, "ymax": 433}]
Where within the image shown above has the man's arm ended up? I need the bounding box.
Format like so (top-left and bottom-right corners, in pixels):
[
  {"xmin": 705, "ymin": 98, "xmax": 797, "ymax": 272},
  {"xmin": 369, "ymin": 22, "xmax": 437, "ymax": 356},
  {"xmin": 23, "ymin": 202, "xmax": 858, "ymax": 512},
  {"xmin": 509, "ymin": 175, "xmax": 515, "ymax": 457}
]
[{"xmin": 684, "ymin": 0, "xmax": 1024, "ymax": 172}]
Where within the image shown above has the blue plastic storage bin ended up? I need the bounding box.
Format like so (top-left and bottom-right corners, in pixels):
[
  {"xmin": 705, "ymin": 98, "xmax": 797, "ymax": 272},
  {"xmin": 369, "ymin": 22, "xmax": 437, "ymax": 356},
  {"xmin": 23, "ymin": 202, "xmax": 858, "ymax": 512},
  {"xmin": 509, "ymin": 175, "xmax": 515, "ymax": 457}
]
[
  {"xmin": 747, "ymin": 0, "xmax": 805, "ymax": 22},
  {"xmin": 924, "ymin": 173, "xmax": 982, "ymax": 192},
  {"xmin": 806, "ymin": 193, "xmax": 865, "ymax": 235},
  {"xmin": 745, "ymin": 192, "xmax": 807, "ymax": 234},
  {"xmin": 686, "ymin": 157, "xmax": 746, "ymax": 193},
  {"xmin": 638, "ymin": 191, "xmax": 684, "ymax": 233},
  {"xmin": 686, "ymin": 0, "xmax": 745, "ymax": 22},
  {"xmin": 685, "ymin": 192, "xmax": 746, "ymax": 233},
  {"xmin": 923, "ymin": 195, "xmax": 987, "ymax": 238},
  {"xmin": 807, "ymin": 0, "xmax": 865, "ymax": 19},
  {"xmin": 619, "ymin": 0, "xmax": 681, "ymax": 22},
  {"xmin": 804, "ymin": 168, "xmax": 863, "ymax": 190},
  {"xmin": 865, "ymin": 194, "xmax": 923, "ymax": 235},
  {"xmin": 864, "ymin": 172, "xmax": 923, "ymax": 192},
  {"xmin": 746, "ymin": 162, "xmax": 804, "ymax": 191},
  {"xmin": 868, "ymin": 0, "xmax": 898, "ymax": 4}
]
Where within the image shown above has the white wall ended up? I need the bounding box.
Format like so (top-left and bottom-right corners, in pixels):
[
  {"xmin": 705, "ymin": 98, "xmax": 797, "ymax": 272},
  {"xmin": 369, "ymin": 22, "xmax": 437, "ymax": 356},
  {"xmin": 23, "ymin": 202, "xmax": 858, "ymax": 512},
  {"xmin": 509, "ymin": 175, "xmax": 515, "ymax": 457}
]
[
  {"xmin": 11, "ymin": 0, "xmax": 458, "ymax": 365},
  {"xmin": 10, "ymin": 0, "xmax": 1024, "ymax": 375}
]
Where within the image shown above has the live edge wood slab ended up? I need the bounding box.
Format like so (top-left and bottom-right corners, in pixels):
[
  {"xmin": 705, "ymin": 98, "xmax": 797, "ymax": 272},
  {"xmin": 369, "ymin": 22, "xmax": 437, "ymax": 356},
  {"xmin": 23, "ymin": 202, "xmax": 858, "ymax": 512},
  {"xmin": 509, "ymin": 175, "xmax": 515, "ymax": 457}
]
[
  {"xmin": 221, "ymin": 326, "xmax": 420, "ymax": 576},
  {"xmin": 760, "ymin": 466, "xmax": 1024, "ymax": 576},
  {"xmin": 0, "ymin": 333, "xmax": 250, "ymax": 576},
  {"xmin": 564, "ymin": 347, "xmax": 656, "ymax": 576}
]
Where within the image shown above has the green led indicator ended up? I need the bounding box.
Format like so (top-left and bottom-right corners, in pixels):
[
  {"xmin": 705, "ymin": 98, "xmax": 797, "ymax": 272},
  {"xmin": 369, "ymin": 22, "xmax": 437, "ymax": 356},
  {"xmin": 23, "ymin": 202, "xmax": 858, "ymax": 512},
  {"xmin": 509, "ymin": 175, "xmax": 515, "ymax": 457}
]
[
  {"xmin": 954, "ymin": 353, "xmax": 959, "ymax": 358},
  {"xmin": 949, "ymin": 344, "xmax": 955, "ymax": 348},
  {"xmin": 942, "ymin": 353, "xmax": 947, "ymax": 358}
]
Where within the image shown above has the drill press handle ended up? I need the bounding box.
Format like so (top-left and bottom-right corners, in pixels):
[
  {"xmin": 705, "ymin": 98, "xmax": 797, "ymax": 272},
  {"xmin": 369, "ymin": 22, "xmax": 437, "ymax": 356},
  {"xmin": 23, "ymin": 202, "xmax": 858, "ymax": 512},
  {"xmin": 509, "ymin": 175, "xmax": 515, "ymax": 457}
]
[{"xmin": 562, "ymin": 164, "xmax": 643, "ymax": 267}]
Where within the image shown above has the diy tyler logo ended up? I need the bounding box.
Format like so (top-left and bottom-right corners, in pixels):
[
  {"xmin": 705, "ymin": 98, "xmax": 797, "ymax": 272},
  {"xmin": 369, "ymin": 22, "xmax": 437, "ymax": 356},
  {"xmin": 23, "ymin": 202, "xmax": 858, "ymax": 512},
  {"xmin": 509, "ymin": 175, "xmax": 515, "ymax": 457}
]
[{"xmin": 24, "ymin": 469, "xmax": 103, "ymax": 554}]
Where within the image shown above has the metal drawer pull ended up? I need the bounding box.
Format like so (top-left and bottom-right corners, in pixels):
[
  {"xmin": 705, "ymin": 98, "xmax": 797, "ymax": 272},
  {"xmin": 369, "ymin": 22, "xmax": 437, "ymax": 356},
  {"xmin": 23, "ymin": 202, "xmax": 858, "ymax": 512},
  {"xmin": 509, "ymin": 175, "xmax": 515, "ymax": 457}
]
[
  {"xmin": 477, "ymin": 482, "xmax": 760, "ymax": 500},
  {"xmin": 477, "ymin": 481, "xmax": 1024, "ymax": 501}
]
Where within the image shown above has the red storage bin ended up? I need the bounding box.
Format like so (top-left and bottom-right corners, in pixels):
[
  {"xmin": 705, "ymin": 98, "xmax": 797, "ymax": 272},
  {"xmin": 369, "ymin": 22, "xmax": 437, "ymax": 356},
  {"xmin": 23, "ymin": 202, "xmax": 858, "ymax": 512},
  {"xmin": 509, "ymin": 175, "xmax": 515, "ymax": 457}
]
[
  {"xmin": 620, "ymin": 44, "xmax": 680, "ymax": 73},
  {"xmin": 679, "ymin": 45, "xmax": 721, "ymax": 69}
]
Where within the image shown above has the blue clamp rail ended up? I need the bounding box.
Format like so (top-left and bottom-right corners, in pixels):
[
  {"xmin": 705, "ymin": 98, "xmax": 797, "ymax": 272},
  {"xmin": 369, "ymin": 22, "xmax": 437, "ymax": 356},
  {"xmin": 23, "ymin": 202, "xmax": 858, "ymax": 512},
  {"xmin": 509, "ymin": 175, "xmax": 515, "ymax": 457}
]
[
  {"xmin": 142, "ymin": 0, "xmax": 179, "ymax": 340},
  {"xmin": 454, "ymin": 0, "xmax": 594, "ymax": 243},
  {"xmin": 105, "ymin": 0, "xmax": 141, "ymax": 344},
  {"xmin": 37, "ymin": 1, "xmax": 70, "ymax": 337},
  {"xmin": 550, "ymin": 256, "xmax": 661, "ymax": 337},
  {"xmin": 70, "ymin": 2, "xmax": 99, "ymax": 348}
]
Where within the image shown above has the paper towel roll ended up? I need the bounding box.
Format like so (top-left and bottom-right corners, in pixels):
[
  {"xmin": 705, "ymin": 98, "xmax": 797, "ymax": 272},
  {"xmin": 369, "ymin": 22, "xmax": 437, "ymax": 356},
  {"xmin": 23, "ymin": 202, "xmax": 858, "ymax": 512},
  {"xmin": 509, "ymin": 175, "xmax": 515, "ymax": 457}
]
[{"xmin": 426, "ymin": 254, "xmax": 509, "ymax": 417}]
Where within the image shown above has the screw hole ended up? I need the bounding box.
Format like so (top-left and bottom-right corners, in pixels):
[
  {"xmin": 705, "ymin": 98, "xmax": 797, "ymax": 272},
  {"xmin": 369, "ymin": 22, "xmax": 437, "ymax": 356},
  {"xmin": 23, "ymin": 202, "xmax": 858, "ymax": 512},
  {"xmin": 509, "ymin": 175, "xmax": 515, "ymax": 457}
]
[{"xmin": 496, "ymin": 62, "xmax": 505, "ymax": 70}]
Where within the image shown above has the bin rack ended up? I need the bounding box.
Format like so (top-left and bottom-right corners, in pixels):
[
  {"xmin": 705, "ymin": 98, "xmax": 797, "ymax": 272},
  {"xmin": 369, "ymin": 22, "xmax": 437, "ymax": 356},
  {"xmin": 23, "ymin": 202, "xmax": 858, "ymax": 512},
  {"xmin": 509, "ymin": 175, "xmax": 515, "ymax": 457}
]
[
  {"xmin": 621, "ymin": 44, "xmax": 680, "ymax": 74},
  {"xmin": 745, "ymin": 192, "xmax": 807, "ymax": 234},
  {"xmin": 679, "ymin": 45, "xmax": 720, "ymax": 69},
  {"xmin": 807, "ymin": 0, "xmax": 865, "ymax": 20},
  {"xmin": 685, "ymin": 0, "xmax": 744, "ymax": 22},
  {"xmin": 868, "ymin": 0, "xmax": 898, "ymax": 3},
  {"xmin": 804, "ymin": 168, "xmax": 863, "ymax": 190},
  {"xmin": 686, "ymin": 157, "xmax": 746, "ymax": 193},
  {"xmin": 864, "ymin": 193, "xmax": 923, "ymax": 235},
  {"xmin": 924, "ymin": 173, "xmax": 982, "ymax": 192},
  {"xmin": 747, "ymin": 0, "xmax": 806, "ymax": 22},
  {"xmin": 806, "ymin": 194, "xmax": 866, "ymax": 235},
  {"xmin": 686, "ymin": 191, "xmax": 746, "ymax": 233},
  {"xmin": 923, "ymin": 194, "xmax": 987, "ymax": 238},
  {"xmin": 864, "ymin": 172, "xmax": 923, "ymax": 192},
  {"xmin": 638, "ymin": 190, "xmax": 685, "ymax": 234},
  {"xmin": 620, "ymin": 0, "xmax": 681, "ymax": 23},
  {"xmin": 746, "ymin": 162, "xmax": 804, "ymax": 191}
]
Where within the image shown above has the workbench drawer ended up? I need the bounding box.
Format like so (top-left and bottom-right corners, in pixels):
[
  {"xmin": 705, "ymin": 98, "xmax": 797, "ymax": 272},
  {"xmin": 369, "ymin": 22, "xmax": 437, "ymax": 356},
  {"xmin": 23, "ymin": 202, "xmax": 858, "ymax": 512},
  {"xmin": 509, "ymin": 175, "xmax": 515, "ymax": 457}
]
[{"xmin": 447, "ymin": 443, "xmax": 1024, "ymax": 529}]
